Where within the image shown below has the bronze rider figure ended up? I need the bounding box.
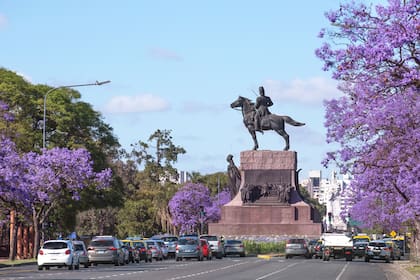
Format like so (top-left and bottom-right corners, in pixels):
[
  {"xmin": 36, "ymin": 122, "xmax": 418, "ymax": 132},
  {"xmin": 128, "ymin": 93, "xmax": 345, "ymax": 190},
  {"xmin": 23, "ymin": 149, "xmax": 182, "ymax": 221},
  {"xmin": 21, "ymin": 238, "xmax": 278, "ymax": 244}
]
[{"xmin": 254, "ymin": 86, "xmax": 273, "ymax": 133}]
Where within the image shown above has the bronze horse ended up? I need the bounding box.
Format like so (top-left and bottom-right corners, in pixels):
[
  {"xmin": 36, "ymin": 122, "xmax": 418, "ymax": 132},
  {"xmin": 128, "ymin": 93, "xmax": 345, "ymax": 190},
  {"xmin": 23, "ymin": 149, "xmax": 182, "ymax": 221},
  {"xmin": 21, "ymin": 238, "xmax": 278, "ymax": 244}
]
[{"xmin": 230, "ymin": 96, "xmax": 305, "ymax": 151}]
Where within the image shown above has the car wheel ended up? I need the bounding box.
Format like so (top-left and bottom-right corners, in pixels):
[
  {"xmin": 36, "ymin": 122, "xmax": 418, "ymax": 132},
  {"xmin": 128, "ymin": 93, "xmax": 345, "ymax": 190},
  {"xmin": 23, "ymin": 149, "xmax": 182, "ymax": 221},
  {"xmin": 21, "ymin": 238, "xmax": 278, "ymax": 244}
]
[
  {"xmin": 386, "ymin": 258, "xmax": 390, "ymax": 263},
  {"xmin": 45, "ymin": 266, "xmax": 50, "ymax": 270},
  {"xmin": 84, "ymin": 263, "xmax": 89, "ymax": 268},
  {"xmin": 365, "ymin": 257, "xmax": 369, "ymax": 262},
  {"xmin": 38, "ymin": 266, "xmax": 43, "ymax": 270}
]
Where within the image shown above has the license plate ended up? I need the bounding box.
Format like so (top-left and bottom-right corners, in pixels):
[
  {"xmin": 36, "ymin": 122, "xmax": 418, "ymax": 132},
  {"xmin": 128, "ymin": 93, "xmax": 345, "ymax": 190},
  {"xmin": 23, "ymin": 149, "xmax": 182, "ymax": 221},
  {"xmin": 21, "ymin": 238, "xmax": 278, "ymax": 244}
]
[
  {"xmin": 373, "ymin": 256, "xmax": 380, "ymax": 259},
  {"xmin": 97, "ymin": 250, "xmax": 105, "ymax": 254}
]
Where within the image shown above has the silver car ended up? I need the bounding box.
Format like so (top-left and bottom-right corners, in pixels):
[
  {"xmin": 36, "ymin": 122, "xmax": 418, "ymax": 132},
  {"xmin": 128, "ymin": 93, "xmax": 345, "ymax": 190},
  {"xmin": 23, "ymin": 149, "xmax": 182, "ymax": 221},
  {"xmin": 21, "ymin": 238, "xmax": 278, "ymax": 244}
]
[
  {"xmin": 224, "ymin": 239, "xmax": 245, "ymax": 257},
  {"xmin": 176, "ymin": 236, "xmax": 203, "ymax": 261},
  {"xmin": 73, "ymin": 240, "xmax": 89, "ymax": 268},
  {"xmin": 285, "ymin": 238, "xmax": 310, "ymax": 259},
  {"xmin": 145, "ymin": 240, "xmax": 164, "ymax": 261},
  {"xmin": 87, "ymin": 236, "xmax": 125, "ymax": 266},
  {"xmin": 365, "ymin": 240, "xmax": 391, "ymax": 263},
  {"xmin": 160, "ymin": 235, "xmax": 179, "ymax": 258}
]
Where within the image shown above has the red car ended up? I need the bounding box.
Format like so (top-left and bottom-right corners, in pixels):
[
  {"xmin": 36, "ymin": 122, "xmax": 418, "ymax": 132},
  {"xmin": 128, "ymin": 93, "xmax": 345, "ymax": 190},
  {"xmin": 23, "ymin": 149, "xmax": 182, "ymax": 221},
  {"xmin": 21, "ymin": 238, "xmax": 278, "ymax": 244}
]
[{"xmin": 200, "ymin": 239, "xmax": 212, "ymax": 260}]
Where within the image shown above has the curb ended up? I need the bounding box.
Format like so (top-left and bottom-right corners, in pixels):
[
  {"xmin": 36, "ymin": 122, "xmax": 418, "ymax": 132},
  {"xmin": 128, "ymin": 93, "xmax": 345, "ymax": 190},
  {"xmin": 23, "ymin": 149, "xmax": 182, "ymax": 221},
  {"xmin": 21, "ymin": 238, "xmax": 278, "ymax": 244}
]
[{"xmin": 0, "ymin": 261, "xmax": 36, "ymax": 268}]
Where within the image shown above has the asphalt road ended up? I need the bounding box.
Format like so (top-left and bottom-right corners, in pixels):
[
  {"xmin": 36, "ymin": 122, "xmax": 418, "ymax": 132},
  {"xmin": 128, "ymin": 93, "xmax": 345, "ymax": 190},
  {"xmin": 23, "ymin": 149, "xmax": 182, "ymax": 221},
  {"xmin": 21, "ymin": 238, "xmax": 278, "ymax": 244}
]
[{"xmin": 0, "ymin": 256, "xmax": 407, "ymax": 280}]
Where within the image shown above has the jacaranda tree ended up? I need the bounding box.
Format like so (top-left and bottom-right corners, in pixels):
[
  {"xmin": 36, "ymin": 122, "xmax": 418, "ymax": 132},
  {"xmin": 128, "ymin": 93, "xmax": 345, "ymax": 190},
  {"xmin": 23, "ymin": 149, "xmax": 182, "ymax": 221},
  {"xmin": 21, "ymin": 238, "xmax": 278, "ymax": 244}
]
[
  {"xmin": 168, "ymin": 183, "xmax": 230, "ymax": 234},
  {"xmin": 316, "ymin": 0, "xmax": 419, "ymax": 257},
  {"xmin": 0, "ymin": 98, "xmax": 113, "ymax": 258}
]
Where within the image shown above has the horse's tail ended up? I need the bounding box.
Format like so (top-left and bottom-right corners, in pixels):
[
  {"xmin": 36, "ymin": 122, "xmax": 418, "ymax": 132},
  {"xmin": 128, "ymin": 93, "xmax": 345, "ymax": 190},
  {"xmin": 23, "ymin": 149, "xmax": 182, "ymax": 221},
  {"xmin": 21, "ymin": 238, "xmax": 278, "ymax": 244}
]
[{"xmin": 283, "ymin": 116, "xmax": 305, "ymax": 126}]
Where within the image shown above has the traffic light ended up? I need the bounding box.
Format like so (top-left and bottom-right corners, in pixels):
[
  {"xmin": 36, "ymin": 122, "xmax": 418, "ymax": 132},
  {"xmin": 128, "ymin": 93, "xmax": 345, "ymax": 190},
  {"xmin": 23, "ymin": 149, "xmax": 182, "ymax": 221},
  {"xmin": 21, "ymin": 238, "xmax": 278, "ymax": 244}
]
[{"xmin": 328, "ymin": 212, "xmax": 332, "ymax": 223}]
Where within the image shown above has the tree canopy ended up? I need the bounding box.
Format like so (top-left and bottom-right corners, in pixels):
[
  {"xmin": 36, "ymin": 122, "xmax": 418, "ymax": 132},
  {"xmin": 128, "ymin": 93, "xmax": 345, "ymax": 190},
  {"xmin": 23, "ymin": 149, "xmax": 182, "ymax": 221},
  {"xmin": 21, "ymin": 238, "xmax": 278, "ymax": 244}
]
[
  {"xmin": 168, "ymin": 182, "xmax": 231, "ymax": 234},
  {"xmin": 316, "ymin": 0, "xmax": 419, "ymax": 233}
]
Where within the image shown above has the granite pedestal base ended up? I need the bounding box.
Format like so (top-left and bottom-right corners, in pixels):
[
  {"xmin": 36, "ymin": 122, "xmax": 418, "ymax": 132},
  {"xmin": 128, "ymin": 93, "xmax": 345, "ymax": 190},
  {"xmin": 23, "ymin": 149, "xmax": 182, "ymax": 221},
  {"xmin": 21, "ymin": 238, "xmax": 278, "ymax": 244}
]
[{"xmin": 208, "ymin": 150, "xmax": 321, "ymax": 237}]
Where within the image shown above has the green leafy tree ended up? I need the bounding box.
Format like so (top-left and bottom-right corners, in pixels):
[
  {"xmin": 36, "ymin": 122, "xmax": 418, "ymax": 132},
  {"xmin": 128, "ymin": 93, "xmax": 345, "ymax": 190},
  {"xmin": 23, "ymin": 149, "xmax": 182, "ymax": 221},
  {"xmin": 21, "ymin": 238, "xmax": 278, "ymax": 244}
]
[{"xmin": 117, "ymin": 129, "xmax": 186, "ymax": 235}]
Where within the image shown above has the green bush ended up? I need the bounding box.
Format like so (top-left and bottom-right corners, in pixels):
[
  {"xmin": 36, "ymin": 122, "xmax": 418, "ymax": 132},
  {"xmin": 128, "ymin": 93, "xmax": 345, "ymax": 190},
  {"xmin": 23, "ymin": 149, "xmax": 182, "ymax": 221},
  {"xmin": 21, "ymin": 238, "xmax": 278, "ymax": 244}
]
[{"xmin": 243, "ymin": 240, "xmax": 285, "ymax": 255}]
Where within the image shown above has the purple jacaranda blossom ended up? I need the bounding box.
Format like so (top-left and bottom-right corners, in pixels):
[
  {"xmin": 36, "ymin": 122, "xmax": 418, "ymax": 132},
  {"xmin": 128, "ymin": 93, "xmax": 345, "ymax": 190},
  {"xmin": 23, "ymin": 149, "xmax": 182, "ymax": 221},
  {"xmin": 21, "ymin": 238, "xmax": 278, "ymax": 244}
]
[
  {"xmin": 316, "ymin": 0, "xmax": 419, "ymax": 237},
  {"xmin": 168, "ymin": 183, "xmax": 231, "ymax": 234}
]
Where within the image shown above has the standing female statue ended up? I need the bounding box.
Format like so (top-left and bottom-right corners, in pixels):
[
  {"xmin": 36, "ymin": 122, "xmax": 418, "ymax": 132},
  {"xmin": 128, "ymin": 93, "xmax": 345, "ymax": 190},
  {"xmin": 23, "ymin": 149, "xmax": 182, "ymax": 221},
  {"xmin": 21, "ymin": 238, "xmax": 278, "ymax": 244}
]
[{"xmin": 226, "ymin": 154, "xmax": 241, "ymax": 198}]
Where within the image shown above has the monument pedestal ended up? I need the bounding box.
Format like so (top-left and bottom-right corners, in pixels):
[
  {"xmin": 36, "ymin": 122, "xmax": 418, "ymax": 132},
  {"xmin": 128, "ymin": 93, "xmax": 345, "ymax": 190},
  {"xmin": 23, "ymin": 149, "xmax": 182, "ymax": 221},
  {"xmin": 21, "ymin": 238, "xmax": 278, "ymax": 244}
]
[{"xmin": 208, "ymin": 150, "xmax": 321, "ymax": 236}]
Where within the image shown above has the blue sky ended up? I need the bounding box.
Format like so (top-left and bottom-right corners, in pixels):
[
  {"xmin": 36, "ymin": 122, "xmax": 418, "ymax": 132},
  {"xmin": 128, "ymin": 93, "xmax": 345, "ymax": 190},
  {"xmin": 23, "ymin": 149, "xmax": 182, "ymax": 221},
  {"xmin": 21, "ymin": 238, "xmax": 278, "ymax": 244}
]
[{"xmin": 0, "ymin": 0, "xmax": 375, "ymax": 178}]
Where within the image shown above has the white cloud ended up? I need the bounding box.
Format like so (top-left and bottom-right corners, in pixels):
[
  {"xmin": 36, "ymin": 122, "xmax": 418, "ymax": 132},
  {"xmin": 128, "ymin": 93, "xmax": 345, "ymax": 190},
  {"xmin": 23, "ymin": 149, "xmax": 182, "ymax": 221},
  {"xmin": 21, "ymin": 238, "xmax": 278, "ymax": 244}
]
[
  {"xmin": 104, "ymin": 94, "xmax": 170, "ymax": 113},
  {"xmin": 148, "ymin": 47, "xmax": 183, "ymax": 61},
  {"xmin": 0, "ymin": 14, "xmax": 7, "ymax": 29},
  {"xmin": 264, "ymin": 77, "xmax": 341, "ymax": 104}
]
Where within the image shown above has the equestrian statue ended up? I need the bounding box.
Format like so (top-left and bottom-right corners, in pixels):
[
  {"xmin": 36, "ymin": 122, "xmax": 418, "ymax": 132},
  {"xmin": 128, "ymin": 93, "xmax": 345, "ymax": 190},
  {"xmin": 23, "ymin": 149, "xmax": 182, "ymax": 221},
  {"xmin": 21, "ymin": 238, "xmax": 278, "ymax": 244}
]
[{"xmin": 230, "ymin": 86, "xmax": 305, "ymax": 151}]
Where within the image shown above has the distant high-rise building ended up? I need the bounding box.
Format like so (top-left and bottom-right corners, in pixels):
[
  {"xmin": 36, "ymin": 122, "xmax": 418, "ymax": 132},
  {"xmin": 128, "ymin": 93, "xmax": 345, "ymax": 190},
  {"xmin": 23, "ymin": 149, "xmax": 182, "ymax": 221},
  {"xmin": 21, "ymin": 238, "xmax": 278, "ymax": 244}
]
[{"xmin": 177, "ymin": 171, "xmax": 190, "ymax": 184}]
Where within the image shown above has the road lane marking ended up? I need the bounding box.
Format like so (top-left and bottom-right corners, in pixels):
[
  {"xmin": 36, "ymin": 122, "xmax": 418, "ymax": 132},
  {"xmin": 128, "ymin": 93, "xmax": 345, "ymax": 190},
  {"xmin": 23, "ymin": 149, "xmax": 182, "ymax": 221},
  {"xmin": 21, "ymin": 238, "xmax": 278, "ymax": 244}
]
[
  {"xmin": 336, "ymin": 262, "xmax": 349, "ymax": 280},
  {"xmin": 166, "ymin": 261, "xmax": 250, "ymax": 280},
  {"xmin": 255, "ymin": 263, "xmax": 298, "ymax": 280}
]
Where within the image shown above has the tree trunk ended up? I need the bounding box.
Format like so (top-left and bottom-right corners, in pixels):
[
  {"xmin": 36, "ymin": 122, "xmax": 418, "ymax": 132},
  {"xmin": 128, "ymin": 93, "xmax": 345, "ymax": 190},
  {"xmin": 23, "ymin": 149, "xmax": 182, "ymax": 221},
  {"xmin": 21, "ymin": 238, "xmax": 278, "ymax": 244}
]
[
  {"xmin": 411, "ymin": 220, "xmax": 420, "ymax": 262},
  {"xmin": 23, "ymin": 226, "xmax": 28, "ymax": 259},
  {"xmin": 8, "ymin": 210, "xmax": 16, "ymax": 261},
  {"xmin": 32, "ymin": 208, "xmax": 40, "ymax": 258},
  {"xmin": 29, "ymin": 226, "xmax": 34, "ymax": 258},
  {"xmin": 16, "ymin": 225, "xmax": 22, "ymax": 259}
]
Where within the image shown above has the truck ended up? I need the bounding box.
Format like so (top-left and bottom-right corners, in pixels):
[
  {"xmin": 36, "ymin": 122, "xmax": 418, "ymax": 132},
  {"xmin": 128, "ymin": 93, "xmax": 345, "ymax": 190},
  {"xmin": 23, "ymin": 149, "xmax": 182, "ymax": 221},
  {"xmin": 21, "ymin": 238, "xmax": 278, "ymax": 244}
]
[{"xmin": 321, "ymin": 232, "xmax": 353, "ymax": 261}]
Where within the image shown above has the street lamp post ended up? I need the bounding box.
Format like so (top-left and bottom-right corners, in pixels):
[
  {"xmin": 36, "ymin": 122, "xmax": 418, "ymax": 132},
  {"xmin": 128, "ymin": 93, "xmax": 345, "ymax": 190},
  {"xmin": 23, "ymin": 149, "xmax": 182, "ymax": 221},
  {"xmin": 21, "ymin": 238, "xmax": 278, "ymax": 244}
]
[{"xmin": 42, "ymin": 80, "xmax": 110, "ymax": 149}]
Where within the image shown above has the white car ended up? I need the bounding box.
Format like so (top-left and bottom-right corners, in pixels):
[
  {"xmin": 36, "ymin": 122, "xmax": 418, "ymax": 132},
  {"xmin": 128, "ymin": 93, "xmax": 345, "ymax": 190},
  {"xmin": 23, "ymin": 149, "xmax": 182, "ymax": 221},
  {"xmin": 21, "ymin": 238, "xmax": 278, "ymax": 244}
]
[{"xmin": 37, "ymin": 239, "xmax": 80, "ymax": 270}]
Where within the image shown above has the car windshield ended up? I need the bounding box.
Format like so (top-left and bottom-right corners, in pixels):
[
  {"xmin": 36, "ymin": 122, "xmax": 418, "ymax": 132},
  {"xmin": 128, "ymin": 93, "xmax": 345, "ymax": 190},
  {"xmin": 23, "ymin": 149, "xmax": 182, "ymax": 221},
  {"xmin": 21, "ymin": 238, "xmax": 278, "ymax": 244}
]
[
  {"xmin": 161, "ymin": 237, "xmax": 178, "ymax": 242},
  {"xmin": 369, "ymin": 242, "xmax": 386, "ymax": 247},
  {"xmin": 226, "ymin": 240, "xmax": 242, "ymax": 245},
  {"xmin": 178, "ymin": 238, "xmax": 198, "ymax": 245},
  {"xmin": 288, "ymin": 239, "xmax": 305, "ymax": 244},
  {"xmin": 43, "ymin": 242, "xmax": 68, "ymax": 249},
  {"xmin": 74, "ymin": 244, "xmax": 85, "ymax": 251},
  {"xmin": 90, "ymin": 240, "xmax": 114, "ymax": 247}
]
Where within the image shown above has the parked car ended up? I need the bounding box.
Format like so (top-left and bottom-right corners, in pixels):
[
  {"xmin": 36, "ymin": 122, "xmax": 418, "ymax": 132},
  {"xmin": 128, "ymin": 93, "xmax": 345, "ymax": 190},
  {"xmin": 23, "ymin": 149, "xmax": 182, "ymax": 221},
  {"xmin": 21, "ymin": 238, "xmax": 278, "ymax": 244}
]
[
  {"xmin": 353, "ymin": 241, "xmax": 369, "ymax": 258},
  {"xmin": 154, "ymin": 239, "xmax": 169, "ymax": 259},
  {"xmin": 307, "ymin": 239, "xmax": 319, "ymax": 258},
  {"xmin": 159, "ymin": 235, "xmax": 179, "ymax": 258},
  {"xmin": 87, "ymin": 235, "xmax": 125, "ymax": 266},
  {"xmin": 385, "ymin": 240, "xmax": 401, "ymax": 260},
  {"xmin": 224, "ymin": 239, "xmax": 245, "ymax": 257},
  {"xmin": 73, "ymin": 240, "xmax": 89, "ymax": 268},
  {"xmin": 285, "ymin": 238, "xmax": 310, "ymax": 259},
  {"xmin": 135, "ymin": 240, "xmax": 152, "ymax": 263},
  {"xmin": 176, "ymin": 236, "xmax": 203, "ymax": 261},
  {"xmin": 145, "ymin": 240, "xmax": 163, "ymax": 261},
  {"xmin": 200, "ymin": 239, "xmax": 212, "ymax": 260},
  {"xmin": 365, "ymin": 240, "xmax": 391, "ymax": 263},
  {"xmin": 200, "ymin": 235, "xmax": 224, "ymax": 259},
  {"xmin": 37, "ymin": 239, "xmax": 80, "ymax": 270}
]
